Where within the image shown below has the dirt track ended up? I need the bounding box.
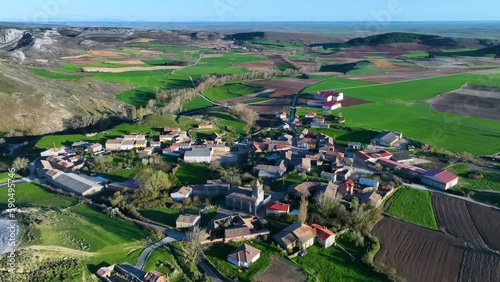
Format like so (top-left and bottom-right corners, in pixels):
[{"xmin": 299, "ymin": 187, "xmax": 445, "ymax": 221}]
[{"xmin": 373, "ymin": 217, "xmax": 465, "ymax": 282}]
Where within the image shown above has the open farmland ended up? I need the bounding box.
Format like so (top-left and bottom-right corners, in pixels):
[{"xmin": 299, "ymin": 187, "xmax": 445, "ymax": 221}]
[
  {"xmin": 428, "ymin": 84, "xmax": 500, "ymax": 120},
  {"xmin": 459, "ymin": 250, "xmax": 500, "ymax": 282},
  {"xmin": 373, "ymin": 217, "xmax": 465, "ymax": 282},
  {"xmin": 385, "ymin": 187, "xmax": 438, "ymax": 229},
  {"xmin": 254, "ymin": 256, "xmax": 306, "ymax": 282},
  {"xmin": 466, "ymin": 202, "xmax": 500, "ymax": 251},
  {"xmin": 431, "ymin": 193, "xmax": 487, "ymax": 248}
]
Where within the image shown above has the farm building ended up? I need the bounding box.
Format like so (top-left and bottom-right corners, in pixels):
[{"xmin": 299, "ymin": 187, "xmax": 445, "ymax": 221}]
[
  {"xmin": 421, "ymin": 169, "xmax": 459, "ymax": 190},
  {"xmin": 72, "ymin": 141, "xmax": 89, "ymax": 150},
  {"xmin": 305, "ymin": 112, "xmax": 317, "ymax": 118},
  {"xmin": 311, "ymin": 224, "xmax": 336, "ymax": 248},
  {"xmin": 315, "ymin": 91, "xmax": 344, "ymax": 102},
  {"xmin": 274, "ymin": 222, "xmax": 316, "ymax": 250},
  {"xmin": 348, "ymin": 142, "xmax": 363, "ymax": 150},
  {"xmin": 40, "ymin": 147, "xmax": 70, "ymax": 157},
  {"xmin": 371, "ymin": 131, "xmax": 403, "ymax": 147},
  {"xmin": 87, "ymin": 143, "xmax": 103, "ymax": 154},
  {"xmin": 266, "ymin": 201, "xmax": 290, "ymax": 215},
  {"xmin": 391, "ymin": 151, "xmax": 414, "ymax": 163},
  {"xmin": 227, "ymin": 244, "xmax": 261, "ymax": 268},
  {"xmin": 121, "ymin": 139, "xmax": 135, "ymax": 150},
  {"xmin": 47, "ymin": 172, "xmax": 104, "ymax": 196},
  {"xmin": 184, "ymin": 148, "xmax": 213, "ymax": 163},
  {"xmin": 306, "ymin": 100, "xmax": 324, "ymax": 107},
  {"xmin": 176, "ymin": 214, "xmax": 200, "ymax": 229},
  {"xmin": 171, "ymin": 186, "xmax": 193, "ymax": 201},
  {"xmin": 276, "ymin": 112, "xmax": 287, "ymax": 120},
  {"xmin": 358, "ymin": 188, "xmax": 382, "ymax": 207},
  {"xmin": 322, "ymin": 102, "xmax": 342, "ymax": 111},
  {"xmin": 108, "ymin": 179, "xmax": 140, "ymax": 193}
]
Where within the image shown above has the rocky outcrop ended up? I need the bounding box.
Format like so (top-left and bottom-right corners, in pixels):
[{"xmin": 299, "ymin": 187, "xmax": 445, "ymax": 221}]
[{"xmin": 0, "ymin": 28, "xmax": 25, "ymax": 48}]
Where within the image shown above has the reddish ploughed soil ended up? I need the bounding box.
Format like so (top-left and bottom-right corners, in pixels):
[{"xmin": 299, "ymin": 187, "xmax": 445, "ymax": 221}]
[
  {"xmin": 373, "ymin": 217, "xmax": 465, "ymax": 282},
  {"xmin": 255, "ymin": 256, "xmax": 306, "ymax": 282},
  {"xmin": 245, "ymin": 79, "xmax": 323, "ymax": 98},
  {"xmin": 465, "ymin": 202, "xmax": 500, "ymax": 252}
]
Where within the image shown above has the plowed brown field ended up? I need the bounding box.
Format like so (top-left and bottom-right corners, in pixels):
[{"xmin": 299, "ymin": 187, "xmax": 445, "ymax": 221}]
[{"xmin": 373, "ymin": 217, "xmax": 465, "ymax": 282}]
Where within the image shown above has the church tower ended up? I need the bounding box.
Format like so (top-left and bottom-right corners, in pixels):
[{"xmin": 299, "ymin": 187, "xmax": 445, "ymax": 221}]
[{"xmin": 252, "ymin": 179, "xmax": 264, "ymax": 203}]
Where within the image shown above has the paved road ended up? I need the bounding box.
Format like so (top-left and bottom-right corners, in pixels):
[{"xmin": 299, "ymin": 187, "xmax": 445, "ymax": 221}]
[
  {"xmin": 403, "ymin": 182, "xmax": 500, "ymax": 211},
  {"xmin": 135, "ymin": 237, "xmax": 178, "ymax": 270},
  {"xmin": 198, "ymin": 260, "xmax": 224, "ymax": 282}
]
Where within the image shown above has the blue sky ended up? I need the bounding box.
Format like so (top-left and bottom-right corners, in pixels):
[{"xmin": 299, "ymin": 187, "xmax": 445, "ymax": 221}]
[{"xmin": 1, "ymin": 0, "xmax": 499, "ymax": 22}]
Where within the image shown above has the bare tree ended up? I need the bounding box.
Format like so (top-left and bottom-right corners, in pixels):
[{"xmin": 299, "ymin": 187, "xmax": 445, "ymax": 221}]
[
  {"xmin": 234, "ymin": 103, "xmax": 259, "ymax": 134},
  {"xmin": 297, "ymin": 193, "xmax": 309, "ymax": 224},
  {"xmin": 12, "ymin": 157, "xmax": 29, "ymax": 172},
  {"xmin": 183, "ymin": 226, "xmax": 208, "ymax": 263}
]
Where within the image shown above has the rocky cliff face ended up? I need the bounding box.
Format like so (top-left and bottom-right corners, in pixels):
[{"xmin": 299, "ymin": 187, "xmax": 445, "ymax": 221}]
[{"xmin": 0, "ymin": 29, "xmax": 25, "ymax": 48}]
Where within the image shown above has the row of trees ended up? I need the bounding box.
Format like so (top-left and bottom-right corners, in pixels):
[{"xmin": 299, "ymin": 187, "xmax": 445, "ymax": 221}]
[{"xmin": 156, "ymin": 68, "xmax": 298, "ymax": 114}]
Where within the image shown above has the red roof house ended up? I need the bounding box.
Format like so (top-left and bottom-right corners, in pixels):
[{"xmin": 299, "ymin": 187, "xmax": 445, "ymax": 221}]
[
  {"xmin": 421, "ymin": 169, "xmax": 459, "ymax": 190},
  {"xmin": 311, "ymin": 224, "xmax": 336, "ymax": 248},
  {"xmin": 266, "ymin": 201, "xmax": 290, "ymax": 215}
]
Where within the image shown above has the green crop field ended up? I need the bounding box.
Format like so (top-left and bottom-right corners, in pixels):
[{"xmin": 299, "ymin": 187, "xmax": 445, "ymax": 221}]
[
  {"xmin": 472, "ymin": 192, "xmax": 500, "ymax": 207},
  {"xmin": 204, "ymin": 83, "xmax": 264, "ymax": 101},
  {"xmin": 87, "ymin": 70, "xmax": 190, "ymax": 89},
  {"xmin": 447, "ymin": 163, "xmax": 500, "ymax": 191},
  {"xmin": 53, "ymin": 63, "xmax": 81, "ymax": 73},
  {"xmin": 331, "ymin": 102, "xmax": 500, "ymax": 155},
  {"xmin": 294, "ymin": 244, "xmax": 387, "ymax": 282},
  {"xmin": 175, "ymin": 163, "xmax": 212, "ymax": 185},
  {"xmin": 181, "ymin": 96, "xmax": 214, "ymax": 111},
  {"xmin": 116, "ymin": 87, "xmax": 156, "ymax": 108},
  {"xmin": 313, "ymin": 127, "xmax": 379, "ymax": 146},
  {"xmin": 386, "ymin": 187, "xmax": 438, "ymax": 230},
  {"xmin": 400, "ymin": 50, "xmax": 430, "ymax": 59},
  {"xmin": 303, "ymin": 76, "xmax": 374, "ymax": 93},
  {"xmin": 339, "ymin": 73, "xmax": 500, "ymax": 102},
  {"xmin": 28, "ymin": 68, "xmax": 82, "ymax": 80}
]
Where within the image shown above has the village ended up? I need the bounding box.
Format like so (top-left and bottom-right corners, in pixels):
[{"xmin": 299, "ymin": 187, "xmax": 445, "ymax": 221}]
[{"xmin": 26, "ymin": 88, "xmax": 462, "ymax": 282}]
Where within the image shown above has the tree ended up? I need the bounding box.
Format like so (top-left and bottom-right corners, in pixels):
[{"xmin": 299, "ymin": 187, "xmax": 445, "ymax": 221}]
[
  {"xmin": 234, "ymin": 103, "xmax": 259, "ymax": 134},
  {"xmin": 12, "ymin": 157, "xmax": 29, "ymax": 172},
  {"xmin": 183, "ymin": 226, "xmax": 208, "ymax": 263},
  {"xmin": 315, "ymin": 192, "xmax": 338, "ymax": 217},
  {"xmin": 297, "ymin": 193, "xmax": 309, "ymax": 224}
]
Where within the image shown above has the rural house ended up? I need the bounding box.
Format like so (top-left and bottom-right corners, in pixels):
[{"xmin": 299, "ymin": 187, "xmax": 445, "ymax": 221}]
[
  {"xmin": 311, "ymin": 224, "xmax": 336, "ymax": 248},
  {"xmin": 371, "ymin": 130, "xmax": 403, "ymax": 147},
  {"xmin": 305, "ymin": 112, "xmax": 317, "ymax": 118},
  {"xmin": 274, "ymin": 222, "xmax": 316, "ymax": 250},
  {"xmin": 348, "ymin": 142, "xmax": 363, "ymax": 150},
  {"xmin": 266, "ymin": 201, "xmax": 290, "ymax": 216},
  {"xmin": 170, "ymin": 186, "xmax": 193, "ymax": 201},
  {"xmin": 176, "ymin": 214, "xmax": 200, "ymax": 229},
  {"xmin": 227, "ymin": 244, "xmax": 261, "ymax": 268},
  {"xmin": 87, "ymin": 143, "xmax": 103, "ymax": 154}
]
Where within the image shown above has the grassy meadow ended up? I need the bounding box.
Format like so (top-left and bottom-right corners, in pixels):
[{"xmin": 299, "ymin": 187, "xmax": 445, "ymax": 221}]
[{"xmin": 204, "ymin": 83, "xmax": 264, "ymax": 101}]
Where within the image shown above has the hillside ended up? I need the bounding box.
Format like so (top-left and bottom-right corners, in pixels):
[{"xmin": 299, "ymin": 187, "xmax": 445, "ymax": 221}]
[{"xmin": 0, "ymin": 63, "xmax": 131, "ymax": 136}]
